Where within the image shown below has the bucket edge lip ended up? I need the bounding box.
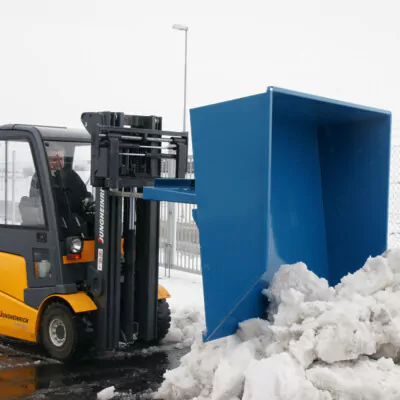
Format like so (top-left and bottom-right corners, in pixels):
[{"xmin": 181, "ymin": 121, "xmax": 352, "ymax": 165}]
[{"xmin": 267, "ymin": 86, "xmax": 391, "ymax": 116}]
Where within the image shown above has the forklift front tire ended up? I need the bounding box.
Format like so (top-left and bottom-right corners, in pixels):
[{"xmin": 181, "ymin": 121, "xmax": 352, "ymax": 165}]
[
  {"xmin": 157, "ymin": 299, "xmax": 171, "ymax": 342},
  {"xmin": 40, "ymin": 302, "xmax": 84, "ymax": 362}
]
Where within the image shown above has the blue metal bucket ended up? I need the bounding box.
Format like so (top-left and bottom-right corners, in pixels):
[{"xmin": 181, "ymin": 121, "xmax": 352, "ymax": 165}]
[{"xmin": 145, "ymin": 86, "xmax": 392, "ymax": 343}]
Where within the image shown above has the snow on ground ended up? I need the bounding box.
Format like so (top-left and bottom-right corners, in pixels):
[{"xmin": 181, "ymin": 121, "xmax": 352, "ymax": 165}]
[
  {"xmin": 97, "ymin": 269, "xmax": 205, "ymax": 398},
  {"xmin": 158, "ymin": 268, "xmax": 204, "ymax": 310},
  {"xmin": 155, "ymin": 249, "xmax": 400, "ymax": 400}
]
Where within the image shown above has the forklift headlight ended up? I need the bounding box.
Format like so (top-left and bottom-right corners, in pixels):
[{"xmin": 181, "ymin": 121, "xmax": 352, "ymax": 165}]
[{"xmin": 67, "ymin": 237, "xmax": 83, "ymax": 254}]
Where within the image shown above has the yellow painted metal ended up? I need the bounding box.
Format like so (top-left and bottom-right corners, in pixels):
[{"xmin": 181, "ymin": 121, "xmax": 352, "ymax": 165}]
[
  {"xmin": 0, "ymin": 291, "xmax": 38, "ymax": 343},
  {"xmin": 158, "ymin": 284, "xmax": 171, "ymax": 300},
  {"xmin": 0, "ymin": 253, "xmax": 28, "ymax": 301},
  {"xmin": 43, "ymin": 292, "xmax": 98, "ymax": 314}
]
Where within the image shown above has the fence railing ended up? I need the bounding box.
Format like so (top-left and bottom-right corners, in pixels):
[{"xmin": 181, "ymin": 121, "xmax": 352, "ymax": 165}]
[{"xmin": 159, "ymin": 156, "xmax": 201, "ymax": 275}]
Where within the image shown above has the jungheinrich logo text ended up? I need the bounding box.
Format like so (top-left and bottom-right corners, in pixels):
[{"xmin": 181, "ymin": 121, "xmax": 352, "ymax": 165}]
[
  {"xmin": 0, "ymin": 310, "xmax": 29, "ymax": 324},
  {"xmin": 98, "ymin": 188, "xmax": 105, "ymax": 244}
]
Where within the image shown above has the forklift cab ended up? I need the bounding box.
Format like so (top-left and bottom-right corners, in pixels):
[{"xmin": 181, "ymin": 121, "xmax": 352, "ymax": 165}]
[
  {"xmin": 1, "ymin": 126, "xmax": 96, "ymax": 287},
  {"xmin": 0, "ymin": 115, "xmax": 188, "ymax": 361},
  {"xmin": 0, "ymin": 125, "xmax": 89, "ymax": 286}
]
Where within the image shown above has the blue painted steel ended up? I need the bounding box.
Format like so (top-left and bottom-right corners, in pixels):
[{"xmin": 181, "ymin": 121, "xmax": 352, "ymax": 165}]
[
  {"xmin": 143, "ymin": 179, "xmax": 196, "ymax": 204},
  {"xmin": 190, "ymin": 93, "xmax": 272, "ymax": 342},
  {"xmin": 189, "ymin": 86, "xmax": 392, "ymax": 342}
]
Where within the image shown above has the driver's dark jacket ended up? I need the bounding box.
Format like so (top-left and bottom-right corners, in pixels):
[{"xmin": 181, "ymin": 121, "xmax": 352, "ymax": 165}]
[{"xmin": 30, "ymin": 168, "xmax": 91, "ymax": 223}]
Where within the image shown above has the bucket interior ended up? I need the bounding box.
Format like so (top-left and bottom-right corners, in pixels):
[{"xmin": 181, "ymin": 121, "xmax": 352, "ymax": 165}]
[{"xmin": 267, "ymin": 90, "xmax": 391, "ymax": 286}]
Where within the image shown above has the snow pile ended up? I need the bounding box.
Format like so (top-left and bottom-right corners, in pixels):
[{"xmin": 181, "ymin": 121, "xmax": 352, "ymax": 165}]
[
  {"xmin": 139, "ymin": 306, "xmax": 205, "ymax": 357},
  {"xmin": 162, "ymin": 306, "xmax": 205, "ymax": 348},
  {"xmin": 155, "ymin": 250, "xmax": 400, "ymax": 399},
  {"xmin": 97, "ymin": 385, "xmax": 116, "ymax": 400}
]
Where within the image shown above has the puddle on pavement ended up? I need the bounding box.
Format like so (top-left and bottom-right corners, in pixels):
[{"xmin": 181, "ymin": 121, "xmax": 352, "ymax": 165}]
[{"xmin": 0, "ymin": 341, "xmax": 187, "ymax": 400}]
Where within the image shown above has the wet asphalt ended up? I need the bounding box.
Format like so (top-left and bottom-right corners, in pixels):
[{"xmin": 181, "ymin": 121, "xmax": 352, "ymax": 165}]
[{"xmin": 0, "ymin": 337, "xmax": 188, "ymax": 400}]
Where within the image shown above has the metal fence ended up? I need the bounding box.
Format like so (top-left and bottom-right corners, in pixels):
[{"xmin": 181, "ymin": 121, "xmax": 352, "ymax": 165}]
[
  {"xmin": 159, "ymin": 156, "xmax": 201, "ymax": 275},
  {"xmin": 3, "ymin": 147, "xmax": 400, "ymax": 276}
]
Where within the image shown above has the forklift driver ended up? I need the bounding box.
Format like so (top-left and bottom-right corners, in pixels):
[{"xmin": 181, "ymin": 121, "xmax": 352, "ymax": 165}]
[{"xmin": 29, "ymin": 144, "xmax": 95, "ymax": 231}]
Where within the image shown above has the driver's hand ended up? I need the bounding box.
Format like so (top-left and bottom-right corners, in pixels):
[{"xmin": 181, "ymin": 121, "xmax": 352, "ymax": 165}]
[{"xmin": 82, "ymin": 197, "xmax": 95, "ymax": 213}]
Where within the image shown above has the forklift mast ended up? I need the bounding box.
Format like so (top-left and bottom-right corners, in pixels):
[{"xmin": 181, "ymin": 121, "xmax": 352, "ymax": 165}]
[{"xmin": 81, "ymin": 111, "xmax": 188, "ymax": 350}]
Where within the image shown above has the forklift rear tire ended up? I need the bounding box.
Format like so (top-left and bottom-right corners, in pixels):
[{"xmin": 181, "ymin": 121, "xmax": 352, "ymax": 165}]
[
  {"xmin": 40, "ymin": 302, "xmax": 85, "ymax": 362},
  {"xmin": 157, "ymin": 299, "xmax": 171, "ymax": 342}
]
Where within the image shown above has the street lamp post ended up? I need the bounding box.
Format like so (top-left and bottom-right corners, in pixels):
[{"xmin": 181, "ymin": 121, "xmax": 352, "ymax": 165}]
[
  {"xmin": 173, "ymin": 24, "xmax": 188, "ymax": 131},
  {"xmin": 166, "ymin": 24, "xmax": 188, "ymax": 274}
]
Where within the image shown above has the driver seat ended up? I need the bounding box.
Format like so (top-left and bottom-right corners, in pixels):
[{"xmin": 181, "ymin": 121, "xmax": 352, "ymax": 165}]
[{"xmin": 19, "ymin": 196, "xmax": 45, "ymax": 226}]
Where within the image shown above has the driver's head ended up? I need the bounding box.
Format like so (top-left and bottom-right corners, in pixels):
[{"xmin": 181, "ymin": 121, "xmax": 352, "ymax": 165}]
[{"xmin": 47, "ymin": 144, "xmax": 65, "ymax": 171}]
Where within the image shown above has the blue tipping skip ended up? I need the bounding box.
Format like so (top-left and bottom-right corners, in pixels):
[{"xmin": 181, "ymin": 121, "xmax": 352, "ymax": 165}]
[{"xmin": 144, "ymin": 86, "xmax": 392, "ymax": 343}]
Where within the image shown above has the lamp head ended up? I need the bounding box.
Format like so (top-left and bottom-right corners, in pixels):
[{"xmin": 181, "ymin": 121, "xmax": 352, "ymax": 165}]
[{"xmin": 173, "ymin": 24, "xmax": 188, "ymax": 31}]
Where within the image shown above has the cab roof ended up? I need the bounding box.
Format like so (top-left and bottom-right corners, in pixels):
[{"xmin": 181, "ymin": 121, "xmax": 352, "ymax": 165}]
[{"xmin": 0, "ymin": 124, "xmax": 91, "ymax": 142}]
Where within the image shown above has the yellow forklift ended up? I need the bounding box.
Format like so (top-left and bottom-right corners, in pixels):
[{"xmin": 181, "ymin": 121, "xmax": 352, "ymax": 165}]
[{"xmin": 0, "ymin": 112, "xmax": 188, "ymax": 361}]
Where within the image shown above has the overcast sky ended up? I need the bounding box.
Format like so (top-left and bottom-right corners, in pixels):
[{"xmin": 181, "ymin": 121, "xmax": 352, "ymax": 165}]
[{"xmin": 1, "ymin": 0, "xmax": 399, "ymax": 149}]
